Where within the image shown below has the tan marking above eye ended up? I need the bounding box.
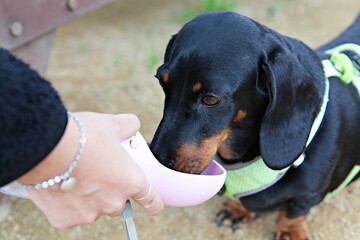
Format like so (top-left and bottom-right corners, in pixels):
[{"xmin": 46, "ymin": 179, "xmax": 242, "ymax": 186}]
[
  {"xmin": 233, "ymin": 110, "xmax": 247, "ymax": 122},
  {"xmin": 163, "ymin": 72, "xmax": 169, "ymax": 83},
  {"xmin": 192, "ymin": 82, "xmax": 202, "ymax": 92}
]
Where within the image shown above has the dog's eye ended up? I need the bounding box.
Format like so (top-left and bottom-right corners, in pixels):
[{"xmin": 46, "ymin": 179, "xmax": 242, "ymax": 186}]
[{"xmin": 202, "ymin": 95, "xmax": 220, "ymax": 106}]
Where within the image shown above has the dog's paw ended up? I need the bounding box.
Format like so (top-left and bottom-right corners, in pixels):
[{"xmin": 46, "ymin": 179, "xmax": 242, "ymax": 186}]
[
  {"xmin": 213, "ymin": 200, "xmax": 257, "ymax": 231},
  {"xmin": 274, "ymin": 211, "xmax": 311, "ymax": 240}
]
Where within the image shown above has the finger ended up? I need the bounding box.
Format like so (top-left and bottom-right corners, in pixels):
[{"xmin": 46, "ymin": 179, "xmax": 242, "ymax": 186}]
[
  {"xmin": 103, "ymin": 198, "xmax": 127, "ymax": 218},
  {"xmin": 112, "ymin": 114, "xmax": 141, "ymax": 140},
  {"xmin": 133, "ymin": 181, "xmax": 164, "ymax": 215}
]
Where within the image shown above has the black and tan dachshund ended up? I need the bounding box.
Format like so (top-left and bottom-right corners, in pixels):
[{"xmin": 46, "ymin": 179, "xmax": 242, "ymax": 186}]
[{"xmin": 150, "ymin": 12, "xmax": 360, "ymax": 240}]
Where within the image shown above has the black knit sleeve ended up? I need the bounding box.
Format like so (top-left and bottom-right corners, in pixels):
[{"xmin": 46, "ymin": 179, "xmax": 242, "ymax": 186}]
[{"xmin": 0, "ymin": 49, "xmax": 68, "ymax": 187}]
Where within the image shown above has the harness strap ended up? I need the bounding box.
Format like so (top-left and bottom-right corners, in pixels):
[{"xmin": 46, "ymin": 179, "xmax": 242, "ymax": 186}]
[{"xmin": 220, "ymin": 156, "xmax": 288, "ymax": 199}]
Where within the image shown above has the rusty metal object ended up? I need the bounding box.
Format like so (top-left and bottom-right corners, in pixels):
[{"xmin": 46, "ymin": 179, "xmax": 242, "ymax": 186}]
[
  {"xmin": 0, "ymin": 0, "xmax": 112, "ymax": 51},
  {"xmin": 0, "ymin": 0, "xmax": 111, "ymax": 75},
  {"xmin": 12, "ymin": 31, "xmax": 55, "ymax": 75}
]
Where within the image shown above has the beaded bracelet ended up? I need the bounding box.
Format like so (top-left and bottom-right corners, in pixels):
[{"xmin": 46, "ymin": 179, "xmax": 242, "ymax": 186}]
[{"xmin": 20, "ymin": 112, "xmax": 86, "ymax": 192}]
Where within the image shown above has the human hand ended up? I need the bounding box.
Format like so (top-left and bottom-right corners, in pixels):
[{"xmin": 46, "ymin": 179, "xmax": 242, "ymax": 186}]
[{"xmin": 18, "ymin": 112, "xmax": 164, "ymax": 228}]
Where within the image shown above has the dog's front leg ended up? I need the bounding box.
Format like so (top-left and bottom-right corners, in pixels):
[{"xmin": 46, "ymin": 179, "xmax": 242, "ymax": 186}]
[
  {"xmin": 275, "ymin": 211, "xmax": 310, "ymax": 240},
  {"xmin": 275, "ymin": 194, "xmax": 324, "ymax": 239}
]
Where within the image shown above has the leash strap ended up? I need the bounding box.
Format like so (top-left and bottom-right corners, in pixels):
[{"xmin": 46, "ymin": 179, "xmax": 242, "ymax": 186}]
[{"xmin": 122, "ymin": 200, "xmax": 138, "ymax": 240}]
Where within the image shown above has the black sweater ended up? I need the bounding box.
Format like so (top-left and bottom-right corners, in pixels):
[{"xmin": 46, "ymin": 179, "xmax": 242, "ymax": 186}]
[{"xmin": 0, "ymin": 49, "xmax": 68, "ymax": 186}]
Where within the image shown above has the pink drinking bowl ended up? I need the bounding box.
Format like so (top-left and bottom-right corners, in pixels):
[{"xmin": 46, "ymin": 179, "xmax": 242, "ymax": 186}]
[{"xmin": 121, "ymin": 132, "xmax": 226, "ymax": 207}]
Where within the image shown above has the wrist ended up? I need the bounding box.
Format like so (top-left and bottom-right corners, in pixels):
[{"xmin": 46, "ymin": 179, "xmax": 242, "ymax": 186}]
[{"xmin": 17, "ymin": 113, "xmax": 81, "ymax": 185}]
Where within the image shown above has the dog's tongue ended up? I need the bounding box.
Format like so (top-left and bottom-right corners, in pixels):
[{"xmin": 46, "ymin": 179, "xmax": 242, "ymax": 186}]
[{"xmin": 201, "ymin": 160, "xmax": 225, "ymax": 175}]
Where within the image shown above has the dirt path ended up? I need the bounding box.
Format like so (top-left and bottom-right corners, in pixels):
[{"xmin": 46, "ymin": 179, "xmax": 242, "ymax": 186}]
[{"xmin": 1, "ymin": 0, "xmax": 359, "ymax": 239}]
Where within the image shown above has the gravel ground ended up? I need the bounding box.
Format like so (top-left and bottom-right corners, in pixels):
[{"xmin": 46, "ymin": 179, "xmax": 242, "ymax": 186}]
[{"xmin": 1, "ymin": 0, "xmax": 360, "ymax": 239}]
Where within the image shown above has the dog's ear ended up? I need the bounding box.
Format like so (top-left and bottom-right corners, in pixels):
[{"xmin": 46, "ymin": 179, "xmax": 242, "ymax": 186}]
[
  {"xmin": 164, "ymin": 34, "xmax": 177, "ymax": 63},
  {"xmin": 258, "ymin": 45, "xmax": 322, "ymax": 170}
]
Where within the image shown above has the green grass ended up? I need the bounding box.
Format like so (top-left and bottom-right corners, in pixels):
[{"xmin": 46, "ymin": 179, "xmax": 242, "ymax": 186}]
[
  {"xmin": 147, "ymin": 47, "xmax": 160, "ymax": 74},
  {"xmin": 79, "ymin": 42, "xmax": 90, "ymax": 54},
  {"xmin": 112, "ymin": 54, "xmax": 122, "ymax": 68},
  {"xmin": 180, "ymin": 0, "xmax": 238, "ymax": 23},
  {"xmin": 266, "ymin": 0, "xmax": 285, "ymax": 17}
]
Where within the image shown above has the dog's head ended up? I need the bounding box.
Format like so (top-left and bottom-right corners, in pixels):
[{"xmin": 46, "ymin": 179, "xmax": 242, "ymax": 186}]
[{"xmin": 150, "ymin": 12, "xmax": 325, "ymax": 173}]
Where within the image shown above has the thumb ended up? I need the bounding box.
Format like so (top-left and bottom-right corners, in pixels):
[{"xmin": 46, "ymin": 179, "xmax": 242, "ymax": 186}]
[{"xmin": 133, "ymin": 181, "xmax": 164, "ymax": 215}]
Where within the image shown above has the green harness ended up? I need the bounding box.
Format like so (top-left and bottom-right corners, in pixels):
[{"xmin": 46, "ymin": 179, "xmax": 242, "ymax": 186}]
[{"xmin": 222, "ymin": 43, "xmax": 360, "ymax": 201}]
